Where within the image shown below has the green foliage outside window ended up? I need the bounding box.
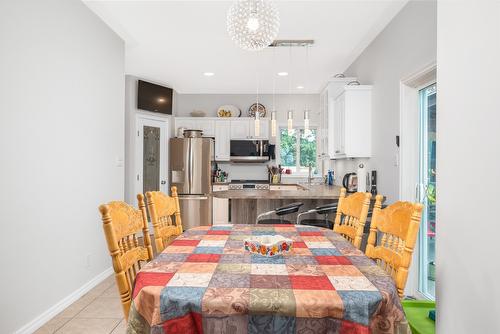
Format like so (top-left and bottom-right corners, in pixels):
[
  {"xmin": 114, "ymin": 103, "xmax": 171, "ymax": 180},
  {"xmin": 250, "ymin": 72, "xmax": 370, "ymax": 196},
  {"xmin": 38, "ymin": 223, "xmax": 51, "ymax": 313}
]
[
  {"xmin": 280, "ymin": 128, "xmax": 296, "ymax": 167},
  {"xmin": 279, "ymin": 128, "xmax": 317, "ymax": 171}
]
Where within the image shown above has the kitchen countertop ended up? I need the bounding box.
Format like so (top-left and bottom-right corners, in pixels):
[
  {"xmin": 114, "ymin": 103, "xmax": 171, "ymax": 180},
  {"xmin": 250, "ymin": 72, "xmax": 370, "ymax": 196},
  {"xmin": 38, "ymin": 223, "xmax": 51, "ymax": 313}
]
[{"xmin": 212, "ymin": 183, "xmax": 342, "ymax": 199}]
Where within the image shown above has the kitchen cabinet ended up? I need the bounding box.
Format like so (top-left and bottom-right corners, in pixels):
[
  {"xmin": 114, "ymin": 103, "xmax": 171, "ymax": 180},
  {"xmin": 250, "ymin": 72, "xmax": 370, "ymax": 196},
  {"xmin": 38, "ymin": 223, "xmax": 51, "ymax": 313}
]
[
  {"xmin": 230, "ymin": 118, "xmax": 269, "ymax": 139},
  {"xmin": 212, "ymin": 184, "xmax": 229, "ymax": 225},
  {"xmin": 174, "ymin": 118, "xmax": 215, "ymax": 137},
  {"xmin": 230, "ymin": 119, "xmax": 250, "ymax": 139},
  {"xmin": 319, "ymin": 79, "xmax": 372, "ymax": 159},
  {"xmin": 214, "ymin": 120, "xmax": 231, "ymax": 161},
  {"xmin": 330, "ymin": 86, "xmax": 371, "ymax": 158}
]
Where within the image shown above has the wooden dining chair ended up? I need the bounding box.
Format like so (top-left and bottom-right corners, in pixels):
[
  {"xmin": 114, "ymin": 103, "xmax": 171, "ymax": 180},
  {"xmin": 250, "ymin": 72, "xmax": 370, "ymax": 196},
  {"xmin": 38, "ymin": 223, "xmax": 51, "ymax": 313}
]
[
  {"xmin": 333, "ymin": 187, "xmax": 372, "ymax": 249},
  {"xmin": 98, "ymin": 195, "xmax": 153, "ymax": 320},
  {"xmin": 366, "ymin": 195, "xmax": 423, "ymax": 298},
  {"xmin": 144, "ymin": 186, "xmax": 183, "ymax": 253}
]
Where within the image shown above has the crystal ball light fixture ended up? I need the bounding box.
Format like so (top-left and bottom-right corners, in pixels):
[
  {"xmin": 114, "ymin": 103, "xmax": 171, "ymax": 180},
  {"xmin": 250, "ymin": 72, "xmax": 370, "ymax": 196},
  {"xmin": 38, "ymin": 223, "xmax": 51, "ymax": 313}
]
[{"xmin": 227, "ymin": 0, "xmax": 280, "ymax": 51}]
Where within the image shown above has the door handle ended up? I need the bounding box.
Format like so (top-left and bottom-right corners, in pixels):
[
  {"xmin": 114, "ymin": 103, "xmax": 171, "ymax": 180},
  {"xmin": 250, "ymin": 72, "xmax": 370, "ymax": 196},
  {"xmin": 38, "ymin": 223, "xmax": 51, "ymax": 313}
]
[{"xmin": 161, "ymin": 180, "xmax": 166, "ymax": 185}]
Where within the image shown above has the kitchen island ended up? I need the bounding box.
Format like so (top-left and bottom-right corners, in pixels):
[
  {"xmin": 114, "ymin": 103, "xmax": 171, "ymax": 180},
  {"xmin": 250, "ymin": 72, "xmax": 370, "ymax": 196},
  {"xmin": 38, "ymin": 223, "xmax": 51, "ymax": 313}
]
[{"xmin": 213, "ymin": 183, "xmax": 343, "ymax": 224}]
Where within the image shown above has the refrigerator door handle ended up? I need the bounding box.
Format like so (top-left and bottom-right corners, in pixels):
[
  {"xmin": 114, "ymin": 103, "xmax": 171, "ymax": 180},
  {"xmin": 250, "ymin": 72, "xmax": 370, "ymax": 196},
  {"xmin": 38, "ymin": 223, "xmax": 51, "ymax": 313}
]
[{"xmin": 187, "ymin": 139, "xmax": 193, "ymax": 193}]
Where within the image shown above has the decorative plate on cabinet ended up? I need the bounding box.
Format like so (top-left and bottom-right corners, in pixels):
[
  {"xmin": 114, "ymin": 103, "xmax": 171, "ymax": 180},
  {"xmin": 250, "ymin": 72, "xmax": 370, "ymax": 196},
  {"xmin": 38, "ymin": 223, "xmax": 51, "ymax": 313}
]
[
  {"xmin": 217, "ymin": 105, "xmax": 241, "ymax": 117},
  {"xmin": 248, "ymin": 103, "xmax": 266, "ymax": 117}
]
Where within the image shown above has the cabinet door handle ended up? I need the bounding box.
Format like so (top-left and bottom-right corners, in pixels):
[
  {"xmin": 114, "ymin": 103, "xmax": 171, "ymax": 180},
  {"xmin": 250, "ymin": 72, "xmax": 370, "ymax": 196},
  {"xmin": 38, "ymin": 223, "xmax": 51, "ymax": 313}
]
[{"xmin": 335, "ymin": 150, "xmax": 340, "ymax": 153}]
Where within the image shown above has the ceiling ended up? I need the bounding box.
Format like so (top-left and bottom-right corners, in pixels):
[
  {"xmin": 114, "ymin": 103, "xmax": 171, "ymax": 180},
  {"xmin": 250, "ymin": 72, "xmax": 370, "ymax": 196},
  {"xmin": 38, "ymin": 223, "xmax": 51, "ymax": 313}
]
[{"xmin": 84, "ymin": 0, "xmax": 407, "ymax": 94}]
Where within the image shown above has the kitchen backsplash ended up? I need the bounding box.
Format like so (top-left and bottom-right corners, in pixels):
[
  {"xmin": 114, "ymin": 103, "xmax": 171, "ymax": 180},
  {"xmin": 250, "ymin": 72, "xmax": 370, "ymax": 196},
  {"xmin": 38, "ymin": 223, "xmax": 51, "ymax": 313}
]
[{"xmin": 217, "ymin": 162, "xmax": 271, "ymax": 181}]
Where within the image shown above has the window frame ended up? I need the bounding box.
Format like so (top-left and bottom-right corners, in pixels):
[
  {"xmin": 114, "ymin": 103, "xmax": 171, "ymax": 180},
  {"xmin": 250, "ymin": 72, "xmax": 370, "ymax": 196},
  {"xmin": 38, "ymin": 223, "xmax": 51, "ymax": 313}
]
[{"xmin": 277, "ymin": 126, "xmax": 318, "ymax": 176}]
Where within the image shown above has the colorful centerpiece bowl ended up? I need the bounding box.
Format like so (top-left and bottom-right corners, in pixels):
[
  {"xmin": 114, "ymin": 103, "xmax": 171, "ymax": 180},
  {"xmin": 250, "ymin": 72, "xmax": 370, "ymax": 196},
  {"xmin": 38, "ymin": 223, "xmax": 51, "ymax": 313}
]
[{"xmin": 244, "ymin": 235, "xmax": 293, "ymax": 257}]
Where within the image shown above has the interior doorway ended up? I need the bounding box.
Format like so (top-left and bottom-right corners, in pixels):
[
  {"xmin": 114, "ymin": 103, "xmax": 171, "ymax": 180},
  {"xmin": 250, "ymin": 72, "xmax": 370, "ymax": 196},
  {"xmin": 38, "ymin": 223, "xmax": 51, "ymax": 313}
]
[{"xmin": 135, "ymin": 115, "xmax": 169, "ymax": 203}]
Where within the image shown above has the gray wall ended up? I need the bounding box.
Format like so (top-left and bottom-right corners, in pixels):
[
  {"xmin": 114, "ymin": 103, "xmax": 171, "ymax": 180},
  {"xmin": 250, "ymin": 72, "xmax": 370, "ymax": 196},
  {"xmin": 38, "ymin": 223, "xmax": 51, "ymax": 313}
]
[
  {"xmin": 437, "ymin": 1, "xmax": 500, "ymax": 333},
  {"xmin": 0, "ymin": 0, "xmax": 124, "ymax": 332},
  {"xmin": 341, "ymin": 0, "xmax": 437, "ymax": 202}
]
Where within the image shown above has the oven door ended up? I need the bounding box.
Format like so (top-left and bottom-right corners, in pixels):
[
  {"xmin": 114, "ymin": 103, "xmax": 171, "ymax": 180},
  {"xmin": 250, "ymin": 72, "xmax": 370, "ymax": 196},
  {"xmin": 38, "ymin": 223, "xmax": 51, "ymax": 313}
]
[{"xmin": 230, "ymin": 140, "xmax": 269, "ymax": 163}]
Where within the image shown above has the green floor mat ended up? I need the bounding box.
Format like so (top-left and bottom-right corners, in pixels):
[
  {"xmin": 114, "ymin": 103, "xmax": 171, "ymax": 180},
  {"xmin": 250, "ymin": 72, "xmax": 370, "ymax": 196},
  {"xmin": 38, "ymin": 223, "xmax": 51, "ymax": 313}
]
[{"xmin": 402, "ymin": 300, "xmax": 436, "ymax": 334}]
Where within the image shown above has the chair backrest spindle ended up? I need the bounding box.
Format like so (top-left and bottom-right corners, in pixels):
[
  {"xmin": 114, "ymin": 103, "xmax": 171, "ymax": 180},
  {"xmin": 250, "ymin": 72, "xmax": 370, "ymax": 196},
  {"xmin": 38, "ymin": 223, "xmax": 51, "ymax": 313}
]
[
  {"xmin": 144, "ymin": 186, "xmax": 183, "ymax": 253},
  {"xmin": 366, "ymin": 195, "xmax": 423, "ymax": 298},
  {"xmin": 98, "ymin": 194, "xmax": 153, "ymax": 319},
  {"xmin": 333, "ymin": 188, "xmax": 372, "ymax": 249}
]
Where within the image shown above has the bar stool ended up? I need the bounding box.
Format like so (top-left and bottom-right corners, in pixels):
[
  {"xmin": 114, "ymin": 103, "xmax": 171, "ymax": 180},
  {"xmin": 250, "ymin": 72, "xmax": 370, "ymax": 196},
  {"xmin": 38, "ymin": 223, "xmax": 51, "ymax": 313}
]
[
  {"xmin": 256, "ymin": 202, "xmax": 304, "ymax": 224},
  {"xmin": 296, "ymin": 203, "xmax": 338, "ymax": 229}
]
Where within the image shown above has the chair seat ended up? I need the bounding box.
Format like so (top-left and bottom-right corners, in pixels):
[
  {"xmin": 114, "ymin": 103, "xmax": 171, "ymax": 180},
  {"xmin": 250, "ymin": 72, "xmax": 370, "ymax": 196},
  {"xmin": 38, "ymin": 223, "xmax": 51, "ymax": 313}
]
[
  {"xmin": 258, "ymin": 218, "xmax": 292, "ymax": 225},
  {"xmin": 300, "ymin": 219, "xmax": 333, "ymax": 229}
]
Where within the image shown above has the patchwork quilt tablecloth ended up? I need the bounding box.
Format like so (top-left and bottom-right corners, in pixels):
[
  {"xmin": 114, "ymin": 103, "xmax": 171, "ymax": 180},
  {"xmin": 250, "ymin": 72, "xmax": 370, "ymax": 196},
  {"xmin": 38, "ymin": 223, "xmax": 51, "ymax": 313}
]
[{"xmin": 127, "ymin": 224, "xmax": 408, "ymax": 334}]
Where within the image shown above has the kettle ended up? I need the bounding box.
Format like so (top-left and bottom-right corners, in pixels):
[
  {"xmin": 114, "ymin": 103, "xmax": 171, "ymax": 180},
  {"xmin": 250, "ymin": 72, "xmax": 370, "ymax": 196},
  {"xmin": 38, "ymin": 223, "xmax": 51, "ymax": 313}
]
[{"xmin": 342, "ymin": 173, "xmax": 358, "ymax": 193}]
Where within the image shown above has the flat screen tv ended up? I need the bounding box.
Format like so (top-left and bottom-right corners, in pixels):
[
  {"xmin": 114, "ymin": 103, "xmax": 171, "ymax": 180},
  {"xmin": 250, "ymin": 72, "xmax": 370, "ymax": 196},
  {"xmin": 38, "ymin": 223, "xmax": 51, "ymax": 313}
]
[{"xmin": 137, "ymin": 80, "xmax": 173, "ymax": 114}]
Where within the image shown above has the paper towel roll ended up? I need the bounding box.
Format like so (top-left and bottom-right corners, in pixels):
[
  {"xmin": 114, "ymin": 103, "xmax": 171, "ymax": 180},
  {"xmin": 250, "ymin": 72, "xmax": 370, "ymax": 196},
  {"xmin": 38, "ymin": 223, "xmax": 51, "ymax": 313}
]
[{"xmin": 357, "ymin": 164, "xmax": 367, "ymax": 192}]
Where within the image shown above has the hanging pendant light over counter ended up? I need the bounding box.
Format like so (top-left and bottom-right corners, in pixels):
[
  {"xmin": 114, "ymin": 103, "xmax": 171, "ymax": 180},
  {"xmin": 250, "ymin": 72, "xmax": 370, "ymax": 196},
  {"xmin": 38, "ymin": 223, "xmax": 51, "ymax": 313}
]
[
  {"xmin": 304, "ymin": 110, "xmax": 310, "ymax": 135},
  {"xmin": 254, "ymin": 110, "xmax": 260, "ymax": 137},
  {"xmin": 287, "ymin": 110, "xmax": 294, "ymax": 135}
]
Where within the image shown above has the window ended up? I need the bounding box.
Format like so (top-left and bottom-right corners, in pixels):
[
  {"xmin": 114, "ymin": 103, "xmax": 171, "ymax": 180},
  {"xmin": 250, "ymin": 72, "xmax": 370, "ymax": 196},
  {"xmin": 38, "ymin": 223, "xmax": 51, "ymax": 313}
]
[{"xmin": 279, "ymin": 128, "xmax": 317, "ymax": 174}]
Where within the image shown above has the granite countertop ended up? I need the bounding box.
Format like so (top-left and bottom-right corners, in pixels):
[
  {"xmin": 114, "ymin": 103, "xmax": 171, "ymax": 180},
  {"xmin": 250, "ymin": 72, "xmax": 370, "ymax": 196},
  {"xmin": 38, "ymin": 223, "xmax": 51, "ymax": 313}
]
[{"xmin": 212, "ymin": 184, "xmax": 342, "ymax": 199}]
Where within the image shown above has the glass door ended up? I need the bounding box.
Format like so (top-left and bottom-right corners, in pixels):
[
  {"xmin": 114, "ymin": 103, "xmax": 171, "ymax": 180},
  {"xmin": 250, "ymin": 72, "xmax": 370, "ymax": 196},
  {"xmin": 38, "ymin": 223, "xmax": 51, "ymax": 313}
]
[
  {"xmin": 418, "ymin": 83, "xmax": 436, "ymax": 299},
  {"xmin": 136, "ymin": 116, "xmax": 169, "ymax": 205}
]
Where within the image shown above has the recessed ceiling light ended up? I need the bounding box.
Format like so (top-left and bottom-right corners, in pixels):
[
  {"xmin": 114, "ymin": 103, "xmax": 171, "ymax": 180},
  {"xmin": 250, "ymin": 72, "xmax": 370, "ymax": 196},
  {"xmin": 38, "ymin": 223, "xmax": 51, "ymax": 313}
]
[
  {"xmin": 277, "ymin": 72, "xmax": 288, "ymax": 76},
  {"xmin": 203, "ymin": 72, "xmax": 215, "ymax": 76},
  {"xmin": 296, "ymin": 85, "xmax": 304, "ymax": 89}
]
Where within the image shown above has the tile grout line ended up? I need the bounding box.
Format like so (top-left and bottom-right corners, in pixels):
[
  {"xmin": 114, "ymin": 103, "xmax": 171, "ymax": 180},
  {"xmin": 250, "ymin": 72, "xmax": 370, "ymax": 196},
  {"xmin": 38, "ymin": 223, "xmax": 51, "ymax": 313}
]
[{"xmin": 53, "ymin": 280, "xmax": 114, "ymax": 333}]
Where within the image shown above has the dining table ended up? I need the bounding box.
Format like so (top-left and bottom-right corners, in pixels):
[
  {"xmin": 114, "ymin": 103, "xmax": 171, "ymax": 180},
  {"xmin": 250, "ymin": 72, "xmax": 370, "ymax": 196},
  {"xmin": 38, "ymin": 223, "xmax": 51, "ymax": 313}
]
[{"xmin": 127, "ymin": 224, "xmax": 409, "ymax": 334}]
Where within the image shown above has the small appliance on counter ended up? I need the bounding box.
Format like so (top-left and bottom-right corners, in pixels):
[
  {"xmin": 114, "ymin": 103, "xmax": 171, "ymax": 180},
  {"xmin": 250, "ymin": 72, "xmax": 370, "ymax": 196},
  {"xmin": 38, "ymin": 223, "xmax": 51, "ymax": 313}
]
[{"xmin": 342, "ymin": 172, "xmax": 358, "ymax": 193}]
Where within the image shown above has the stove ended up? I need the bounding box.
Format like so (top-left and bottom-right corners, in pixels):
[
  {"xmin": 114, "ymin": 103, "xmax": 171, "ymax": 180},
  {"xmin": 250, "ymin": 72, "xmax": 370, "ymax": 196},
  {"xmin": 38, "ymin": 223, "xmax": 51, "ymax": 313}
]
[{"xmin": 228, "ymin": 179, "xmax": 270, "ymax": 190}]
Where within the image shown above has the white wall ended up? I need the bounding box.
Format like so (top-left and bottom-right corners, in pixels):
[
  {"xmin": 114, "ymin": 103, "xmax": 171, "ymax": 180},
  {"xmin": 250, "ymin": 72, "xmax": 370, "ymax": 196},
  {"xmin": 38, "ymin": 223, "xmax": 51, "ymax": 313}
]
[
  {"xmin": 341, "ymin": 0, "xmax": 437, "ymax": 202},
  {"xmin": 437, "ymin": 1, "xmax": 500, "ymax": 332},
  {"xmin": 0, "ymin": 1, "xmax": 124, "ymax": 333}
]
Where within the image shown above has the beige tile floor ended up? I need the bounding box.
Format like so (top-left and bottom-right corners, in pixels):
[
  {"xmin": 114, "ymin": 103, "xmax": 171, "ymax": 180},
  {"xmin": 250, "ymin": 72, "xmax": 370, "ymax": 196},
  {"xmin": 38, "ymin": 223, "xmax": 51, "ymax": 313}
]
[{"xmin": 35, "ymin": 275, "xmax": 126, "ymax": 334}]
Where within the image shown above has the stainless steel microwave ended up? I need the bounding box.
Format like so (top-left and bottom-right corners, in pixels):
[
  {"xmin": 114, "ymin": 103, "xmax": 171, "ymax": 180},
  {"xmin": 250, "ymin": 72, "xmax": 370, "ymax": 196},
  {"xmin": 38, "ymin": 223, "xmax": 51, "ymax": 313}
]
[{"xmin": 230, "ymin": 140, "xmax": 270, "ymax": 163}]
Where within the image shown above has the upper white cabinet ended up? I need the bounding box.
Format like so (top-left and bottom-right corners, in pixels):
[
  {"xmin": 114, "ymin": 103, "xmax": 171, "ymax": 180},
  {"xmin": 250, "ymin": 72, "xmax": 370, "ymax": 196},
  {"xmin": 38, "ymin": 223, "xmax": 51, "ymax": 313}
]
[
  {"xmin": 175, "ymin": 118, "xmax": 215, "ymax": 137},
  {"xmin": 230, "ymin": 118, "xmax": 269, "ymax": 139},
  {"xmin": 319, "ymin": 78, "xmax": 372, "ymax": 159},
  {"xmin": 214, "ymin": 120, "xmax": 231, "ymax": 161},
  {"xmin": 230, "ymin": 119, "xmax": 249, "ymax": 139},
  {"xmin": 330, "ymin": 86, "xmax": 372, "ymax": 159}
]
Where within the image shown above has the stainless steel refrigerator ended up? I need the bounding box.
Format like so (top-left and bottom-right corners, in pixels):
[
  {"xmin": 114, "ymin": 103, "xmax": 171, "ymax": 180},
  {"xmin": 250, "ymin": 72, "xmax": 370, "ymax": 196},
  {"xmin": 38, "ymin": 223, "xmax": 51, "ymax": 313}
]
[{"xmin": 170, "ymin": 137, "xmax": 214, "ymax": 229}]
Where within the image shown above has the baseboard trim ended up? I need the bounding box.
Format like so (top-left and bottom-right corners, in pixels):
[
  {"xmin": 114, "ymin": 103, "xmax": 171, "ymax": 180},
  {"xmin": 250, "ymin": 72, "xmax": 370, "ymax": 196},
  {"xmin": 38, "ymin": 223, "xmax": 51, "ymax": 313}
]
[{"xmin": 14, "ymin": 267, "xmax": 114, "ymax": 334}]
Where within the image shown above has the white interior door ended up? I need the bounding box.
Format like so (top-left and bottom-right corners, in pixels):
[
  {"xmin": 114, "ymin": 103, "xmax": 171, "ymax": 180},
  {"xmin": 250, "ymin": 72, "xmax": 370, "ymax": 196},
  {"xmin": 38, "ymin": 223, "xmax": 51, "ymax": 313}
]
[{"xmin": 136, "ymin": 115, "xmax": 169, "ymax": 201}]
